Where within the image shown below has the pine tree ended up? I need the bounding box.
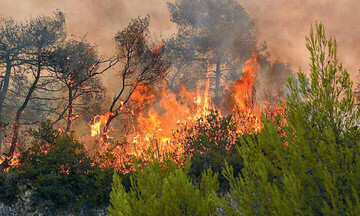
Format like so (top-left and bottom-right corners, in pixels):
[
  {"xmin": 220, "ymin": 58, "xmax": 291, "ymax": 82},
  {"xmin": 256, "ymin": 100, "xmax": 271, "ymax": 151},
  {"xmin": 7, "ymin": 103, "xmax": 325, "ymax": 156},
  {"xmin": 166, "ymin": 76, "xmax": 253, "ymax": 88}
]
[
  {"xmin": 108, "ymin": 157, "xmax": 219, "ymax": 215},
  {"xmin": 217, "ymin": 23, "xmax": 360, "ymax": 215}
]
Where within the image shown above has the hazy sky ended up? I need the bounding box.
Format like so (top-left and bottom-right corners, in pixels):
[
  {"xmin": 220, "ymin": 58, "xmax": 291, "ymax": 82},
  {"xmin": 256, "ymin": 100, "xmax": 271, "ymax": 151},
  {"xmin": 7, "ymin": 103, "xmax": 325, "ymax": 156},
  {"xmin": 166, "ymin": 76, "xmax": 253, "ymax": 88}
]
[{"xmin": 1, "ymin": 0, "xmax": 359, "ymax": 83}]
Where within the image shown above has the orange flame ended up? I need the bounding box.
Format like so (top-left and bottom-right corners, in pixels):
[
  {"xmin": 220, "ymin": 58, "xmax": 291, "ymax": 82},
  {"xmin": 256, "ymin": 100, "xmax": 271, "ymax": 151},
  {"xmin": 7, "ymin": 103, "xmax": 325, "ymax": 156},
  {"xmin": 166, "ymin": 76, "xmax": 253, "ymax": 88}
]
[
  {"xmin": 91, "ymin": 112, "xmax": 114, "ymax": 137},
  {"xmin": 0, "ymin": 152, "xmax": 21, "ymax": 172},
  {"xmin": 233, "ymin": 54, "xmax": 259, "ymax": 110},
  {"xmin": 232, "ymin": 54, "xmax": 262, "ymax": 134},
  {"xmin": 126, "ymin": 79, "xmax": 213, "ymax": 162},
  {"xmin": 90, "ymin": 54, "xmax": 287, "ymax": 172}
]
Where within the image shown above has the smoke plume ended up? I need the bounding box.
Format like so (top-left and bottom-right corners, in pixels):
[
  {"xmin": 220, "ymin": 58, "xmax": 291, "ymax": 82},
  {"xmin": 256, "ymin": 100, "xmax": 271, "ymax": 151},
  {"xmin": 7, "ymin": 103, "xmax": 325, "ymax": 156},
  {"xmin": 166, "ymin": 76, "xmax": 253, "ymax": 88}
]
[{"xmin": 1, "ymin": 0, "xmax": 359, "ymax": 80}]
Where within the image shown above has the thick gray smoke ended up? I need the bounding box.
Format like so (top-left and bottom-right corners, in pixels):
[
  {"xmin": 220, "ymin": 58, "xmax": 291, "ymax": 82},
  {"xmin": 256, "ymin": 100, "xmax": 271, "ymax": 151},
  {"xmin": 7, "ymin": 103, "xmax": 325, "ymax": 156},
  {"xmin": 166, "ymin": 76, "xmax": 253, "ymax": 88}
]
[{"xmin": 1, "ymin": 0, "xmax": 359, "ymax": 81}]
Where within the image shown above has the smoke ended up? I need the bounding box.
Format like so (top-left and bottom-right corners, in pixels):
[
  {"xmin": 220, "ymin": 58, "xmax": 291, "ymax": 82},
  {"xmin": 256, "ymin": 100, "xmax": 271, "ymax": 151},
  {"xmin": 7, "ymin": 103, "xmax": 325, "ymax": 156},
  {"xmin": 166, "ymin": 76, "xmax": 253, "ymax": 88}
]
[
  {"xmin": 1, "ymin": 0, "xmax": 359, "ymax": 98},
  {"xmin": 0, "ymin": 0, "xmax": 176, "ymax": 95},
  {"xmin": 1, "ymin": 0, "xmax": 359, "ymax": 80},
  {"xmin": 237, "ymin": 0, "xmax": 360, "ymax": 81}
]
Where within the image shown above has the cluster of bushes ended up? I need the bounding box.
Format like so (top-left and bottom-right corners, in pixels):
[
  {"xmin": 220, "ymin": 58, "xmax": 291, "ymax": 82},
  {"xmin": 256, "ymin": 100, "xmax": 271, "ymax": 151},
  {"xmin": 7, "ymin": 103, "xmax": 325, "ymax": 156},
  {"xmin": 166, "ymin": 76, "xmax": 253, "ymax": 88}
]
[
  {"xmin": 0, "ymin": 121, "xmax": 114, "ymax": 211},
  {"xmin": 107, "ymin": 24, "xmax": 360, "ymax": 215}
]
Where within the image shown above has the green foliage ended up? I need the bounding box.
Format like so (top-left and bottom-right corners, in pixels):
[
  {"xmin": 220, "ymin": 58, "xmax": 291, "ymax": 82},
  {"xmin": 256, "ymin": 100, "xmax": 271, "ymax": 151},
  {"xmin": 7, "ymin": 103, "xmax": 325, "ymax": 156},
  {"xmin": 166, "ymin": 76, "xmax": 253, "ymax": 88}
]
[
  {"xmin": 0, "ymin": 170, "xmax": 20, "ymax": 203},
  {"xmin": 176, "ymin": 110, "xmax": 243, "ymax": 191},
  {"xmin": 217, "ymin": 23, "xmax": 360, "ymax": 215},
  {"xmin": 83, "ymin": 167, "xmax": 114, "ymax": 207},
  {"xmin": 18, "ymin": 121, "xmax": 113, "ymax": 207},
  {"xmin": 189, "ymin": 151, "xmax": 242, "ymax": 192},
  {"xmin": 180, "ymin": 110, "xmax": 237, "ymax": 156},
  {"xmin": 108, "ymin": 157, "xmax": 219, "ymax": 215},
  {"xmin": 286, "ymin": 23, "xmax": 359, "ymax": 147}
]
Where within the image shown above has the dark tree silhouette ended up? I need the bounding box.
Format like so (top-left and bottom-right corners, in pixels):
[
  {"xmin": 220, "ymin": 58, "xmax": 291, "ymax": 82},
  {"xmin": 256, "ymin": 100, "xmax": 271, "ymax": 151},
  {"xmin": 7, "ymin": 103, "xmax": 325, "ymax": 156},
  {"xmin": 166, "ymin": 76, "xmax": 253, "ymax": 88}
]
[
  {"xmin": 49, "ymin": 39, "xmax": 117, "ymax": 132},
  {"xmin": 101, "ymin": 16, "xmax": 170, "ymax": 141},
  {"xmin": 1, "ymin": 11, "xmax": 66, "ymax": 169}
]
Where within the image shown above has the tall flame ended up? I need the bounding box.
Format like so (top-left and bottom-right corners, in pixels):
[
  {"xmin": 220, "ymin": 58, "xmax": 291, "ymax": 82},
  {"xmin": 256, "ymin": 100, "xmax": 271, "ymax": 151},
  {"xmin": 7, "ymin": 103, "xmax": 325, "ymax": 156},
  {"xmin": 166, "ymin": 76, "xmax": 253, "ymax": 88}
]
[
  {"xmin": 233, "ymin": 54, "xmax": 259, "ymax": 111},
  {"xmin": 232, "ymin": 54, "xmax": 262, "ymax": 134}
]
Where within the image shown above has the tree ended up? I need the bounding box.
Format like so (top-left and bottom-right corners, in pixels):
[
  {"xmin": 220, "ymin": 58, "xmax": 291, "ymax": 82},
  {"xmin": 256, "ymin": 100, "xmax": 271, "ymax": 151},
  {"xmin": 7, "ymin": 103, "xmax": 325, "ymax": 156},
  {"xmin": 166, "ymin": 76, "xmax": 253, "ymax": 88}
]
[
  {"xmin": 257, "ymin": 55, "xmax": 293, "ymax": 103},
  {"xmin": 49, "ymin": 38, "xmax": 117, "ymax": 132},
  {"xmin": 0, "ymin": 17, "xmax": 28, "ymax": 153},
  {"xmin": 0, "ymin": 17, "xmax": 28, "ymax": 120},
  {"xmin": 167, "ymin": 0, "xmax": 258, "ymax": 105},
  {"xmin": 1, "ymin": 11, "xmax": 66, "ymax": 168},
  {"xmin": 218, "ymin": 23, "xmax": 360, "ymax": 215},
  {"xmin": 100, "ymin": 16, "xmax": 170, "ymax": 141}
]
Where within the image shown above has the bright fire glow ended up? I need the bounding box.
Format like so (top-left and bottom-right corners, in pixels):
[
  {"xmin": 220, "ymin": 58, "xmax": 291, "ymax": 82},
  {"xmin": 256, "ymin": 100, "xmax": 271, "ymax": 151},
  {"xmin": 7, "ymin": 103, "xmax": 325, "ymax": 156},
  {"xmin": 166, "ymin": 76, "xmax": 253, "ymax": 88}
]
[
  {"xmin": 90, "ymin": 54, "xmax": 286, "ymax": 172},
  {"xmin": 232, "ymin": 54, "xmax": 262, "ymax": 134},
  {"xmin": 91, "ymin": 112, "xmax": 114, "ymax": 137}
]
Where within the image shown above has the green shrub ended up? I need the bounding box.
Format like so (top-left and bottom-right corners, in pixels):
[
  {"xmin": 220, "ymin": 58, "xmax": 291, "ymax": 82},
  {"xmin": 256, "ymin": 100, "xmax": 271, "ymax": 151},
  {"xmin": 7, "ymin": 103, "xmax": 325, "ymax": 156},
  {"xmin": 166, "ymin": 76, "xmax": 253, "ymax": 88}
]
[
  {"xmin": 0, "ymin": 170, "xmax": 20, "ymax": 203},
  {"xmin": 17, "ymin": 121, "xmax": 113, "ymax": 207},
  {"xmin": 176, "ymin": 110, "xmax": 243, "ymax": 191},
  {"xmin": 108, "ymin": 157, "xmax": 219, "ymax": 215},
  {"xmin": 82, "ymin": 167, "xmax": 114, "ymax": 207},
  {"xmin": 189, "ymin": 150, "xmax": 242, "ymax": 192}
]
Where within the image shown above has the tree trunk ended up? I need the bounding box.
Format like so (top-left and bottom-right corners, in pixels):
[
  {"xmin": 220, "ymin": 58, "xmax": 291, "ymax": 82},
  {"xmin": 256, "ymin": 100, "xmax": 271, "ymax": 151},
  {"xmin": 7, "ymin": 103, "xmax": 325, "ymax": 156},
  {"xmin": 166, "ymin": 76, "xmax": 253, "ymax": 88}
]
[
  {"xmin": 214, "ymin": 60, "xmax": 221, "ymax": 107},
  {"xmin": 0, "ymin": 59, "xmax": 12, "ymax": 155},
  {"xmin": 0, "ymin": 58, "xmax": 12, "ymax": 119},
  {"xmin": 102, "ymin": 115, "xmax": 114, "ymax": 143},
  {"xmin": 10, "ymin": 63, "xmax": 41, "ymax": 153},
  {"xmin": 1, "ymin": 58, "xmax": 41, "ymax": 169},
  {"xmin": 65, "ymin": 87, "xmax": 73, "ymax": 132}
]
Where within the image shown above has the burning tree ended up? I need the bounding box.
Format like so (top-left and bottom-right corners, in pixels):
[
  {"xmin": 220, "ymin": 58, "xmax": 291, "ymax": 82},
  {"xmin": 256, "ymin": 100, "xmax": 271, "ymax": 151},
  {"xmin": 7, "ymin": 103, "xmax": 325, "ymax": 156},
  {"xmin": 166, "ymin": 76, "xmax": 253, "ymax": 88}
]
[
  {"xmin": 49, "ymin": 39, "xmax": 118, "ymax": 132},
  {"xmin": 92, "ymin": 16, "xmax": 170, "ymax": 142},
  {"xmin": 167, "ymin": 0, "xmax": 258, "ymax": 106}
]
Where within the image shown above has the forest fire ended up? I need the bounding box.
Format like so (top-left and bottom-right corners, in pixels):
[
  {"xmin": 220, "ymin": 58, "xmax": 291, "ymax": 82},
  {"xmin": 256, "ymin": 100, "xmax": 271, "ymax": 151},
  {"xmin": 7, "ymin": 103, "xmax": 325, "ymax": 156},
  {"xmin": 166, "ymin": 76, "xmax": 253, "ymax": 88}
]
[
  {"xmin": 127, "ymin": 81, "xmax": 213, "ymax": 160},
  {"xmin": 90, "ymin": 54, "xmax": 272, "ymax": 171},
  {"xmin": 1, "ymin": 2, "xmax": 358, "ymax": 214},
  {"xmin": 128, "ymin": 54, "xmax": 263, "ymax": 155}
]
